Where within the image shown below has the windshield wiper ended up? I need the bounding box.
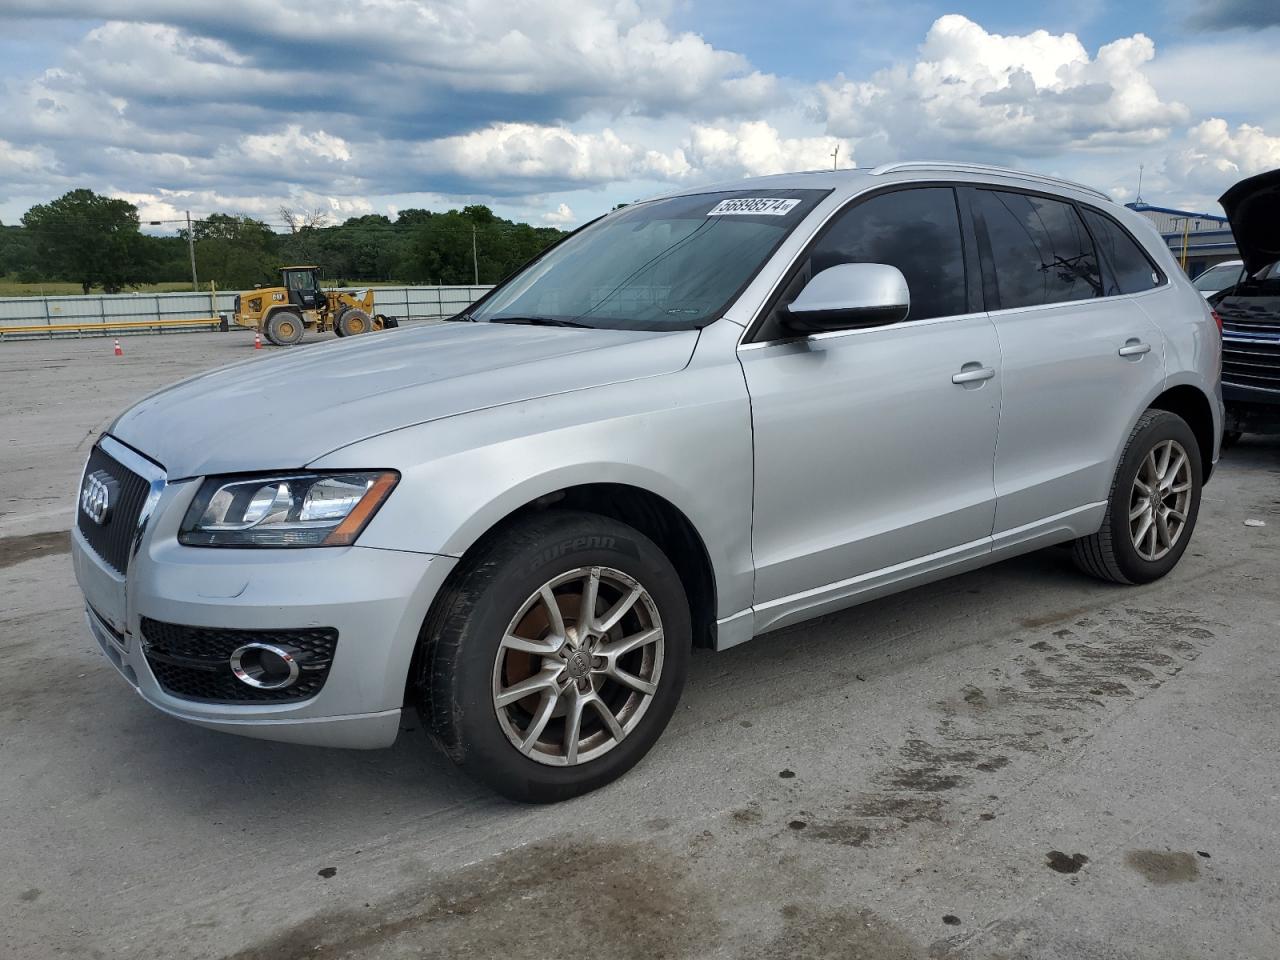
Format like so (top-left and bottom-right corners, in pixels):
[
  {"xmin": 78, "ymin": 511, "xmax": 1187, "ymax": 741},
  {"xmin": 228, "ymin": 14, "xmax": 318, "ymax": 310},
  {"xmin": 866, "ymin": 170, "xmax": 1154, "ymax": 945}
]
[
  {"xmin": 489, "ymin": 316, "xmax": 593, "ymax": 328},
  {"xmin": 443, "ymin": 311, "xmax": 477, "ymax": 322}
]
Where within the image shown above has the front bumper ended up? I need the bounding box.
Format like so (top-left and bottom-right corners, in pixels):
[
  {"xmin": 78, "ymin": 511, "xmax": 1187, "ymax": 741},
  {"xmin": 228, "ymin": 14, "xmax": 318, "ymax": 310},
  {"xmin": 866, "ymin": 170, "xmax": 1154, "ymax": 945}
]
[{"xmin": 72, "ymin": 456, "xmax": 456, "ymax": 749}]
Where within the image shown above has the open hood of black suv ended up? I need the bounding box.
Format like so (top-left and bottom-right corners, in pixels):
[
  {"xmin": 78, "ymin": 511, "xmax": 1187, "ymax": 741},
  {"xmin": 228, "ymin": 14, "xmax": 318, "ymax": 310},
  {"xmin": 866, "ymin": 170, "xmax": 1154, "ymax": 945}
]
[{"xmin": 1219, "ymin": 168, "xmax": 1280, "ymax": 276}]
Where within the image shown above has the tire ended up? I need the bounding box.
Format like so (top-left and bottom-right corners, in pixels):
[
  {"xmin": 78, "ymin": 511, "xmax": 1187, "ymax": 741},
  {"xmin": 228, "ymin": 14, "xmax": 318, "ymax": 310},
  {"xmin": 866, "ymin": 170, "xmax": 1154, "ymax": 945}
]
[
  {"xmin": 418, "ymin": 510, "xmax": 691, "ymax": 803},
  {"xmin": 265, "ymin": 309, "xmax": 305, "ymax": 346},
  {"xmin": 1221, "ymin": 430, "xmax": 1242, "ymax": 451},
  {"xmin": 336, "ymin": 308, "xmax": 372, "ymax": 337},
  {"xmin": 1072, "ymin": 409, "xmax": 1202, "ymax": 584},
  {"xmin": 377, "ymin": 314, "xmax": 399, "ymax": 329}
]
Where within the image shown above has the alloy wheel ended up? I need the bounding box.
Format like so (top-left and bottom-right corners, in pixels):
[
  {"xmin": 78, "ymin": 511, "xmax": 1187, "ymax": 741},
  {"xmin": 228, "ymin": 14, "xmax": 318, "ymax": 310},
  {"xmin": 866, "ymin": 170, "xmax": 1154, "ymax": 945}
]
[
  {"xmin": 491, "ymin": 566, "xmax": 664, "ymax": 767},
  {"xmin": 1129, "ymin": 439, "xmax": 1192, "ymax": 561}
]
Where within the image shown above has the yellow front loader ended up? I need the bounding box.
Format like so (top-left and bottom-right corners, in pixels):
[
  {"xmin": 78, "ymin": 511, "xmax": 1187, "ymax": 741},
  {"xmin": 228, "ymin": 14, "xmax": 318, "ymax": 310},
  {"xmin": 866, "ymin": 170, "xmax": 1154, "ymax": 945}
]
[{"xmin": 232, "ymin": 266, "xmax": 398, "ymax": 345}]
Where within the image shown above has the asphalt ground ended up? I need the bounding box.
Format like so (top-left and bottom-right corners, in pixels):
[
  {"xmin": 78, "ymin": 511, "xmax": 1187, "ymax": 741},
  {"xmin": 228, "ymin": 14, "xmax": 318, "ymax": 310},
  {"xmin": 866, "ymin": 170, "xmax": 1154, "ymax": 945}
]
[{"xmin": 1, "ymin": 330, "xmax": 1278, "ymax": 959}]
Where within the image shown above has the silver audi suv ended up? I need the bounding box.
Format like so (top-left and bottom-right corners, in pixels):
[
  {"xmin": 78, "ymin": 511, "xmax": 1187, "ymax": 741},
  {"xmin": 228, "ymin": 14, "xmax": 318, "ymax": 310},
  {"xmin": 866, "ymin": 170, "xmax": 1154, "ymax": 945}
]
[{"xmin": 72, "ymin": 162, "xmax": 1222, "ymax": 801}]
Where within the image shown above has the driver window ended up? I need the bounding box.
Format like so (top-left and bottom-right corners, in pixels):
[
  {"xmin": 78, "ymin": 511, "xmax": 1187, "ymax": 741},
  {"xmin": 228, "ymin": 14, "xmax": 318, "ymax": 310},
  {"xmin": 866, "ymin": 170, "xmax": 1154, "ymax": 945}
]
[{"xmin": 761, "ymin": 187, "xmax": 967, "ymax": 339}]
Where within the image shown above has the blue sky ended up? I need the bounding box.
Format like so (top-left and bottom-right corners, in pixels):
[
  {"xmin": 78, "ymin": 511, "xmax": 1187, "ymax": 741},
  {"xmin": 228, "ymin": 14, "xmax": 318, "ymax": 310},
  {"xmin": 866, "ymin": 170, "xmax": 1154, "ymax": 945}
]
[{"xmin": 0, "ymin": 0, "xmax": 1276, "ymax": 230}]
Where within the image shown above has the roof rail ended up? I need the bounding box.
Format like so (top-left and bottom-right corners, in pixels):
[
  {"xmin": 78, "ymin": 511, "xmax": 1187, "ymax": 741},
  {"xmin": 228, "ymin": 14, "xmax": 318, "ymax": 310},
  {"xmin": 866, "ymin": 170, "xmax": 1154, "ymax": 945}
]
[{"xmin": 868, "ymin": 161, "xmax": 1110, "ymax": 202}]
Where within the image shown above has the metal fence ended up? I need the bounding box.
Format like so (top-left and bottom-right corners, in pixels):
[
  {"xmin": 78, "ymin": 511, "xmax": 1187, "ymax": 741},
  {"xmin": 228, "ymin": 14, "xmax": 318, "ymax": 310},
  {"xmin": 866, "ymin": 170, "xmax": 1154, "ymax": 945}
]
[{"xmin": 0, "ymin": 285, "xmax": 493, "ymax": 339}]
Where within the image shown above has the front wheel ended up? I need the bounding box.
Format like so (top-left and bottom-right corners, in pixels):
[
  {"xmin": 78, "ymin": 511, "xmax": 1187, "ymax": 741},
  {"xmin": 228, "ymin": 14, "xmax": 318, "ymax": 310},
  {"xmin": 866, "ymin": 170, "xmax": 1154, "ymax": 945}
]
[
  {"xmin": 264, "ymin": 309, "xmax": 305, "ymax": 346},
  {"xmin": 1073, "ymin": 409, "xmax": 1202, "ymax": 584},
  {"xmin": 336, "ymin": 308, "xmax": 372, "ymax": 337},
  {"xmin": 418, "ymin": 511, "xmax": 690, "ymax": 802}
]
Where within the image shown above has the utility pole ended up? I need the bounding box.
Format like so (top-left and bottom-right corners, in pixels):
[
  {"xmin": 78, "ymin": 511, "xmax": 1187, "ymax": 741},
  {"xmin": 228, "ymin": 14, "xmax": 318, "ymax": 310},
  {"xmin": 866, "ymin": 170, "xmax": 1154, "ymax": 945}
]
[
  {"xmin": 186, "ymin": 210, "xmax": 198, "ymax": 292},
  {"xmin": 831, "ymin": 144, "xmax": 840, "ymax": 171},
  {"xmin": 472, "ymin": 224, "xmax": 479, "ymax": 285}
]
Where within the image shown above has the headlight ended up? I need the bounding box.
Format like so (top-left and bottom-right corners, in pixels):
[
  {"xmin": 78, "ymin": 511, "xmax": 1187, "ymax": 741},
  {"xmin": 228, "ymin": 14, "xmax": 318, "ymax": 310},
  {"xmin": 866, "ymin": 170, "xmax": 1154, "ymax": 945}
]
[{"xmin": 179, "ymin": 471, "xmax": 398, "ymax": 547}]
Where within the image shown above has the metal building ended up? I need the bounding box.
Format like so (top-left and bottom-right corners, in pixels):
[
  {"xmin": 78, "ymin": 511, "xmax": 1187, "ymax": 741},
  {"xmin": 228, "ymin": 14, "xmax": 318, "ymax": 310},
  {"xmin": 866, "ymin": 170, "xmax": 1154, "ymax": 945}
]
[{"xmin": 1124, "ymin": 202, "xmax": 1238, "ymax": 278}]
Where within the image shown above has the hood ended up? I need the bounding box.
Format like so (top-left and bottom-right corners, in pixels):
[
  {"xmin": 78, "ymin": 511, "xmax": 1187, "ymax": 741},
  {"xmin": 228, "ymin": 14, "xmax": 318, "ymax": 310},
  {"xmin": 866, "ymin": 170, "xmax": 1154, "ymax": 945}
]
[
  {"xmin": 109, "ymin": 322, "xmax": 699, "ymax": 478},
  {"xmin": 1219, "ymin": 168, "xmax": 1280, "ymax": 276}
]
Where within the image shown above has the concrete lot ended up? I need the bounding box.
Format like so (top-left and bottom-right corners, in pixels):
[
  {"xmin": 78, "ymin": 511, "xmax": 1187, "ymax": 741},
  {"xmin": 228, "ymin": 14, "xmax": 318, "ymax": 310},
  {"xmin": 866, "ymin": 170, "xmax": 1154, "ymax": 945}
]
[{"xmin": 1, "ymin": 331, "xmax": 1278, "ymax": 959}]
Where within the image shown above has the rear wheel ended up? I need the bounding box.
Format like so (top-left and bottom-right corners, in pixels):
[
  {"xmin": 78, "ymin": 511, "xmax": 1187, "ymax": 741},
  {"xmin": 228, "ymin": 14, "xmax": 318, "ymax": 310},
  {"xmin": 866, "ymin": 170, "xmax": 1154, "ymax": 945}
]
[
  {"xmin": 1073, "ymin": 409, "xmax": 1202, "ymax": 584},
  {"xmin": 264, "ymin": 309, "xmax": 305, "ymax": 346},
  {"xmin": 418, "ymin": 511, "xmax": 690, "ymax": 802},
  {"xmin": 336, "ymin": 308, "xmax": 372, "ymax": 336}
]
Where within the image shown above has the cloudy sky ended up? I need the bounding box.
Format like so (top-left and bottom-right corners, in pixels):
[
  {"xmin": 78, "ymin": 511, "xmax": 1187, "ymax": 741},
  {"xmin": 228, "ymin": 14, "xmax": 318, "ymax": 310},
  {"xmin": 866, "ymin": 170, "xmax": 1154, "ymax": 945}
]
[{"xmin": 0, "ymin": 0, "xmax": 1277, "ymax": 230}]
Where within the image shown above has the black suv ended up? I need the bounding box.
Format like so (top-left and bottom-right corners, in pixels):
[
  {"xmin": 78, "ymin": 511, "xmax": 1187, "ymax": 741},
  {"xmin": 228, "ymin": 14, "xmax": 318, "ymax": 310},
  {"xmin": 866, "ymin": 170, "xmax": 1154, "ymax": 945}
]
[{"xmin": 1213, "ymin": 169, "xmax": 1280, "ymax": 439}]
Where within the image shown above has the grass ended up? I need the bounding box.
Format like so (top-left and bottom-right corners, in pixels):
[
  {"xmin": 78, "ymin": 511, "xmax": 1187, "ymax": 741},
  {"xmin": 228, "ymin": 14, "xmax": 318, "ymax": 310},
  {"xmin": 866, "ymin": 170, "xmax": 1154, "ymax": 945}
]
[{"xmin": 0, "ymin": 277, "xmax": 196, "ymax": 297}]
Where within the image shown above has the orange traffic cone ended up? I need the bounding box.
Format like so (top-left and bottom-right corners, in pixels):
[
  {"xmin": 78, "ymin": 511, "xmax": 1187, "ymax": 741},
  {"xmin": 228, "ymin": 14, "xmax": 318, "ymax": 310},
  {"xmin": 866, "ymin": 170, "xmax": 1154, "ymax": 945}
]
[
  {"xmin": 254, "ymin": 333, "xmax": 262, "ymax": 350},
  {"xmin": 113, "ymin": 339, "xmax": 123, "ymax": 357}
]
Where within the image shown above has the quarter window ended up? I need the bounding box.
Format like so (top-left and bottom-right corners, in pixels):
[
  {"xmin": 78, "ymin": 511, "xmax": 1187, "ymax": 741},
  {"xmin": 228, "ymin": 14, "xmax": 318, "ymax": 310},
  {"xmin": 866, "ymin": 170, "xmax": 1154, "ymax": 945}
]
[
  {"xmin": 975, "ymin": 190, "xmax": 1102, "ymax": 309},
  {"xmin": 803, "ymin": 187, "xmax": 968, "ymax": 322},
  {"xmin": 1080, "ymin": 209, "xmax": 1163, "ymax": 295}
]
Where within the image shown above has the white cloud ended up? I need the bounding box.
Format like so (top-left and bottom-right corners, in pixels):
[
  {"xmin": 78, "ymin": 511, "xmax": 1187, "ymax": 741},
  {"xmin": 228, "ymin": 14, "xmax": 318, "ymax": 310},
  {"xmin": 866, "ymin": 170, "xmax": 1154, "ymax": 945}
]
[
  {"xmin": 109, "ymin": 186, "xmax": 372, "ymax": 227},
  {"xmin": 2, "ymin": 1, "xmax": 779, "ymax": 121},
  {"xmin": 819, "ymin": 15, "xmax": 1188, "ymax": 158},
  {"xmin": 0, "ymin": 139, "xmax": 56, "ymax": 180},
  {"xmin": 686, "ymin": 122, "xmax": 850, "ymax": 178},
  {"xmin": 240, "ymin": 126, "xmax": 352, "ymax": 166},
  {"xmin": 1167, "ymin": 118, "xmax": 1280, "ymax": 193},
  {"xmin": 411, "ymin": 119, "xmax": 850, "ymax": 193},
  {"xmin": 417, "ymin": 122, "xmax": 691, "ymax": 189},
  {"xmin": 542, "ymin": 202, "xmax": 575, "ymax": 225}
]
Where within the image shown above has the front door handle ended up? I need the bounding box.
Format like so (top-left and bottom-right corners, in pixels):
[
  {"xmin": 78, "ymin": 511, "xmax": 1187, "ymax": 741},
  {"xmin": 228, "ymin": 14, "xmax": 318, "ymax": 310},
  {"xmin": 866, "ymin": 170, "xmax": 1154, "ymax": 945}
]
[
  {"xmin": 1118, "ymin": 340, "xmax": 1151, "ymax": 358},
  {"xmin": 952, "ymin": 364, "xmax": 996, "ymax": 385}
]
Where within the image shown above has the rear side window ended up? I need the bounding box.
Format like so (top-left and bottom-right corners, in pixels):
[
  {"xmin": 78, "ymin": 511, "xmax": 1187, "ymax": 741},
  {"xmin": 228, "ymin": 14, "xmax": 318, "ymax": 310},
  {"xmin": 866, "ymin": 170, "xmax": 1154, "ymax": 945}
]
[
  {"xmin": 974, "ymin": 190, "xmax": 1102, "ymax": 309},
  {"xmin": 1080, "ymin": 209, "xmax": 1163, "ymax": 295},
  {"xmin": 805, "ymin": 187, "xmax": 968, "ymax": 322}
]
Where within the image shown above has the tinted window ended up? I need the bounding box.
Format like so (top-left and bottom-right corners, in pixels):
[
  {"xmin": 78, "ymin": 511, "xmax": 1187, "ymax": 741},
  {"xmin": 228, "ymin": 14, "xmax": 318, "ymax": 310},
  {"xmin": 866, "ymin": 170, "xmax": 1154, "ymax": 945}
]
[
  {"xmin": 975, "ymin": 190, "xmax": 1102, "ymax": 309},
  {"xmin": 1081, "ymin": 209, "xmax": 1162, "ymax": 295},
  {"xmin": 804, "ymin": 187, "xmax": 967, "ymax": 322}
]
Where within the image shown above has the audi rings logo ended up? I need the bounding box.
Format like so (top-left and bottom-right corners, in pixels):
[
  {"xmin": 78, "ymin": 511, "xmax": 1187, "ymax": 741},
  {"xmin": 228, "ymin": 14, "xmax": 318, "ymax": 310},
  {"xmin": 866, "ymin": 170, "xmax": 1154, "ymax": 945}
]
[{"xmin": 80, "ymin": 470, "xmax": 118, "ymax": 526}]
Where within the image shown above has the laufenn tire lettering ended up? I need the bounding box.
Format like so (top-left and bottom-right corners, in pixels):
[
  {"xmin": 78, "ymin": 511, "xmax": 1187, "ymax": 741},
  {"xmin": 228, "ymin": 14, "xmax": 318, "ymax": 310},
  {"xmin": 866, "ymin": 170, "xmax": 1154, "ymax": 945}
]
[{"xmin": 528, "ymin": 536, "xmax": 619, "ymax": 571}]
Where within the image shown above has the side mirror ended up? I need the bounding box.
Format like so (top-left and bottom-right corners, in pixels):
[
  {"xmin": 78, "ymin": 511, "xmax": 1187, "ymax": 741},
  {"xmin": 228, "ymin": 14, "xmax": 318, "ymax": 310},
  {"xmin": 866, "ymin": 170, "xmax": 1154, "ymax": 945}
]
[{"xmin": 780, "ymin": 262, "xmax": 910, "ymax": 334}]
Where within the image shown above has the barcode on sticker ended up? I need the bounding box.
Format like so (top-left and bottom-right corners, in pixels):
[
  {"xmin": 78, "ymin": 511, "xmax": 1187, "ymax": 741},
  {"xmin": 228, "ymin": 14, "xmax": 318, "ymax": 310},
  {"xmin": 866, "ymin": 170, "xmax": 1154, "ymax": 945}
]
[{"xmin": 706, "ymin": 198, "xmax": 801, "ymax": 217}]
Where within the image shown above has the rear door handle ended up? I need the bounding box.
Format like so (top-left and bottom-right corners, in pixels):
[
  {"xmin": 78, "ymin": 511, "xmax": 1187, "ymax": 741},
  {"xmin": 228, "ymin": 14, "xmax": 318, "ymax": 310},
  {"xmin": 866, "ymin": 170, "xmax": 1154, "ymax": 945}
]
[
  {"xmin": 952, "ymin": 365, "xmax": 996, "ymax": 384},
  {"xmin": 1118, "ymin": 340, "xmax": 1151, "ymax": 358}
]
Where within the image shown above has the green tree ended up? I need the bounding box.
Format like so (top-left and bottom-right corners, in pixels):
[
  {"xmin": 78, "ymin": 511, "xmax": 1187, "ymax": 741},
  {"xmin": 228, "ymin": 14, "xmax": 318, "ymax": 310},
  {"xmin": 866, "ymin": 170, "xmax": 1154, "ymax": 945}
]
[
  {"xmin": 21, "ymin": 189, "xmax": 152, "ymax": 293},
  {"xmin": 0, "ymin": 224, "xmax": 37, "ymax": 281},
  {"xmin": 190, "ymin": 213, "xmax": 277, "ymax": 289}
]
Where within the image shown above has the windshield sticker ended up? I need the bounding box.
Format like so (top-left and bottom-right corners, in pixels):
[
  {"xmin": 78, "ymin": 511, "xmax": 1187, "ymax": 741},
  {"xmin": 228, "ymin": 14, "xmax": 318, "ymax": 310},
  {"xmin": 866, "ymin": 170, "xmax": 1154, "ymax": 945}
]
[{"xmin": 706, "ymin": 197, "xmax": 801, "ymax": 217}]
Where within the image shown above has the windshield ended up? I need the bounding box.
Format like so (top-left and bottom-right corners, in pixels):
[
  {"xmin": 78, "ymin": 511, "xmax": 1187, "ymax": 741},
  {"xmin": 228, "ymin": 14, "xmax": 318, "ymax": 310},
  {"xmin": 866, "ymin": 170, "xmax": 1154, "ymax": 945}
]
[
  {"xmin": 1193, "ymin": 263, "xmax": 1242, "ymax": 291},
  {"xmin": 469, "ymin": 189, "xmax": 829, "ymax": 331}
]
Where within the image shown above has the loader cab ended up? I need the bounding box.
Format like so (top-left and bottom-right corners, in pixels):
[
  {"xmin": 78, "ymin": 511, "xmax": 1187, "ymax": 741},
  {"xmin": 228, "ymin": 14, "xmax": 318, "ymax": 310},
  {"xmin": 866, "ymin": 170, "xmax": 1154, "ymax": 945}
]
[{"xmin": 282, "ymin": 266, "xmax": 324, "ymax": 311}]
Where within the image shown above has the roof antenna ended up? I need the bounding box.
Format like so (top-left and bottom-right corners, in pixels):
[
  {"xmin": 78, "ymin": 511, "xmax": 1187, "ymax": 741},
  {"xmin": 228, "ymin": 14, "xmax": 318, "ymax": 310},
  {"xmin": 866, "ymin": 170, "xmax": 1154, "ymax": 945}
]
[
  {"xmin": 1135, "ymin": 163, "xmax": 1145, "ymax": 204},
  {"xmin": 831, "ymin": 144, "xmax": 840, "ymax": 172}
]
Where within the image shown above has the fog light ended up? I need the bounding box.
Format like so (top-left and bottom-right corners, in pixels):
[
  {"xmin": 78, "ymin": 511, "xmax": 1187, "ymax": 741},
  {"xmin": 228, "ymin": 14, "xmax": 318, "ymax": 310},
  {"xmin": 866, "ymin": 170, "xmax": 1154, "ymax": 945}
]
[{"xmin": 229, "ymin": 643, "xmax": 301, "ymax": 690}]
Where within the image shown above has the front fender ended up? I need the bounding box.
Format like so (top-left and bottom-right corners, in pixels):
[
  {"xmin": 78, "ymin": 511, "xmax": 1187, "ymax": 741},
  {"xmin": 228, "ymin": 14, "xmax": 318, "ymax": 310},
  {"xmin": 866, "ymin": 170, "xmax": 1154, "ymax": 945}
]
[{"xmin": 309, "ymin": 347, "xmax": 755, "ymax": 621}]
